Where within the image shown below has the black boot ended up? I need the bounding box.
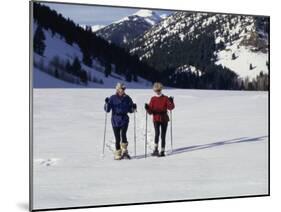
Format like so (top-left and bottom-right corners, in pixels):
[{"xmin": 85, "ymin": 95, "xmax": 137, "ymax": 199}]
[
  {"xmin": 151, "ymin": 148, "xmax": 159, "ymax": 156},
  {"xmin": 159, "ymin": 150, "xmax": 165, "ymax": 157}
]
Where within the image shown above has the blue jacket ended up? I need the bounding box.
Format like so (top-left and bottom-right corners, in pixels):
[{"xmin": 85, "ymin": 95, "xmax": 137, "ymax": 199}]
[{"xmin": 104, "ymin": 94, "xmax": 134, "ymax": 127}]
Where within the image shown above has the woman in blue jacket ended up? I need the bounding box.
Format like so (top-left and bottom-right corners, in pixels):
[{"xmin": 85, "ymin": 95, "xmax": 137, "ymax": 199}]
[{"xmin": 104, "ymin": 83, "xmax": 137, "ymax": 160}]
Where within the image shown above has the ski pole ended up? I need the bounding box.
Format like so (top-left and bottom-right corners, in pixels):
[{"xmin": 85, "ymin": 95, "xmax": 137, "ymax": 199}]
[
  {"xmin": 102, "ymin": 110, "xmax": 108, "ymax": 156},
  {"xmin": 170, "ymin": 110, "xmax": 173, "ymax": 153},
  {"xmin": 134, "ymin": 110, "xmax": 136, "ymax": 157},
  {"xmin": 145, "ymin": 110, "xmax": 148, "ymax": 158}
]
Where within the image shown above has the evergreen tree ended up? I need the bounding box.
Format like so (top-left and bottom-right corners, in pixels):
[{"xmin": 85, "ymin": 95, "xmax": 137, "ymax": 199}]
[
  {"xmin": 125, "ymin": 69, "xmax": 132, "ymax": 82},
  {"xmin": 249, "ymin": 63, "xmax": 253, "ymax": 70},
  {"xmin": 79, "ymin": 70, "xmax": 88, "ymax": 85},
  {"xmin": 240, "ymin": 80, "xmax": 245, "ymax": 90},
  {"xmin": 82, "ymin": 51, "xmax": 92, "ymax": 67},
  {"xmin": 34, "ymin": 25, "xmax": 46, "ymax": 56},
  {"xmin": 72, "ymin": 57, "xmax": 81, "ymax": 73},
  {"xmin": 104, "ymin": 62, "xmax": 112, "ymax": 77},
  {"xmin": 133, "ymin": 73, "xmax": 138, "ymax": 82},
  {"xmin": 65, "ymin": 60, "xmax": 72, "ymax": 73},
  {"xmin": 54, "ymin": 68, "xmax": 59, "ymax": 78}
]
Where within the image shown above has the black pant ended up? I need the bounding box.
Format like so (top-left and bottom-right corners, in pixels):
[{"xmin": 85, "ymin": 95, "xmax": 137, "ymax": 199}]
[
  {"xmin": 113, "ymin": 124, "xmax": 128, "ymax": 150},
  {"xmin": 154, "ymin": 122, "xmax": 168, "ymax": 150}
]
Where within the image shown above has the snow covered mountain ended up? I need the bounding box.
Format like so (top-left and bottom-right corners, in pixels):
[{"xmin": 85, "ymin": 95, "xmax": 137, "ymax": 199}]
[
  {"xmin": 129, "ymin": 12, "xmax": 269, "ymax": 80},
  {"xmin": 33, "ymin": 23, "xmax": 150, "ymax": 88},
  {"xmin": 33, "ymin": 2, "xmax": 268, "ymax": 90},
  {"xmin": 95, "ymin": 9, "xmax": 163, "ymax": 47}
]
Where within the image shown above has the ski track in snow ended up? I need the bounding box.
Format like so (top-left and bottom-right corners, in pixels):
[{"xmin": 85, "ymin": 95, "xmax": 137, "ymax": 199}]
[
  {"xmin": 32, "ymin": 89, "xmax": 268, "ymax": 210},
  {"xmin": 34, "ymin": 158, "xmax": 60, "ymax": 167}
]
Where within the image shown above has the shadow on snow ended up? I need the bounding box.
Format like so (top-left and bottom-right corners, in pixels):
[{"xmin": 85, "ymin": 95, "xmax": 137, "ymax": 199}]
[{"xmin": 132, "ymin": 135, "xmax": 268, "ymax": 160}]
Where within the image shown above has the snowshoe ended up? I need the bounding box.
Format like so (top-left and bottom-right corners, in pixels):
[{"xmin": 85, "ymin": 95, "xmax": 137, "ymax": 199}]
[
  {"xmin": 158, "ymin": 151, "xmax": 165, "ymax": 157},
  {"xmin": 151, "ymin": 149, "xmax": 159, "ymax": 156},
  {"xmin": 121, "ymin": 152, "xmax": 131, "ymax": 160}
]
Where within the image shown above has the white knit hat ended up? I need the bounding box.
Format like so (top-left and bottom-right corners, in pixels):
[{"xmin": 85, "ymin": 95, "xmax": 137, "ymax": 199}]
[
  {"xmin": 116, "ymin": 82, "xmax": 126, "ymax": 91},
  {"xmin": 153, "ymin": 82, "xmax": 163, "ymax": 91}
]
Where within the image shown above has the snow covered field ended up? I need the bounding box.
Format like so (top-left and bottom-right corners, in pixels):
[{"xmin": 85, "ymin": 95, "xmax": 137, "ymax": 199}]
[{"xmin": 32, "ymin": 89, "xmax": 268, "ymax": 210}]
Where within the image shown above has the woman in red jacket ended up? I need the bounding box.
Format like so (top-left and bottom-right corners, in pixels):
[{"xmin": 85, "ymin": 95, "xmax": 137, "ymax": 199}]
[{"xmin": 145, "ymin": 82, "xmax": 175, "ymax": 157}]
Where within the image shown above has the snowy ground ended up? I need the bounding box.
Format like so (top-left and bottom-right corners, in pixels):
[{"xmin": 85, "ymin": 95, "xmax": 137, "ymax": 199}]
[
  {"xmin": 32, "ymin": 89, "xmax": 268, "ymax": 210},
  {"xmin": 215, "ymin": 45, "xmax": 268, "ymax": 80}
]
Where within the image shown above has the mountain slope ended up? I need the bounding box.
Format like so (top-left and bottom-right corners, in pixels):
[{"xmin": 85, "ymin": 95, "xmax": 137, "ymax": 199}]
[
  {"xmin": 33, "ymin": 3, "xmax": 268, "ymax": 90},
  {"xmin": 33, "ymin": 23, "xmax": 150, "ymax": 88},
  {"xmin": 95, "ymin": 9, "xmax": 163, "ymax": 47},
  {"xmin": 129, "ymin": 12, "xmax": 269, "ymax": 80},
  {"xmin": 33, "ymin": 3, "xmax": 156, "ymax": 88}
]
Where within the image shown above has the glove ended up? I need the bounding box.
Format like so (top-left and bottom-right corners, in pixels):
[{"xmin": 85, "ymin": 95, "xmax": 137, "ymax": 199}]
[
  {"xmin": 105, "ymin": 97, "xmax": 110, "ymax": 103},
  {"xmin": 168, "ymin": 96, "xmax": 174, "ymax": 103},
  {"xmin": 132, "ymin": 103, "xmax": 137, "ymax": 110},
  {"xmin": 144, "ymin": 103, "xmax": 149, "ymax": 111}
]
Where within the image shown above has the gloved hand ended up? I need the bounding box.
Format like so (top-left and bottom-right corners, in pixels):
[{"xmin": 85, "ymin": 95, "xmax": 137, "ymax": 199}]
[
  {"xmin": 105, "ymin": 97, "xmax": 110, "ymax": 103},
  {"xmin": 144, "ymin": 103, "xmax": 149, "ymax": 111},
  {"xmin": 132, "ymin": 103, "xmax": 137, "ymax": 111},
  {"xmin": 168, "ymin": 96, "xmax": 174, "ymax": 104}
]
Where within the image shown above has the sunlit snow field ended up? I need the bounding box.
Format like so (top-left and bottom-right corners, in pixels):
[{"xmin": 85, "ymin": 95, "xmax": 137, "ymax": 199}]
[{"xmin": 32, "ymin": 89, "xmax": 268, "ymax": 210}]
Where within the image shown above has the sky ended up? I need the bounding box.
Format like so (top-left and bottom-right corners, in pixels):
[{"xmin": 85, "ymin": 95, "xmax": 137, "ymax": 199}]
[{"xmin": 43, "ymin": 2, "xmax": 173, "ymax": 26}]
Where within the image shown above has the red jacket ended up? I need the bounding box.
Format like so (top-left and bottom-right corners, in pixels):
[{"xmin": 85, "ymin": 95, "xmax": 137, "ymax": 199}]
[{"xmin": 147, "ymin": 94, "xmax": 175, "ymax": 123}]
